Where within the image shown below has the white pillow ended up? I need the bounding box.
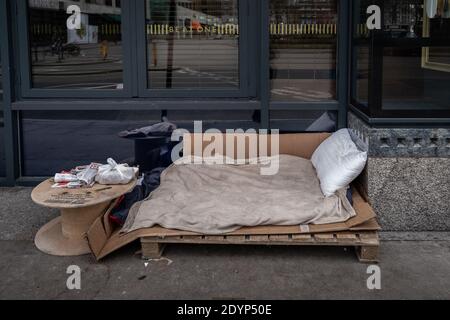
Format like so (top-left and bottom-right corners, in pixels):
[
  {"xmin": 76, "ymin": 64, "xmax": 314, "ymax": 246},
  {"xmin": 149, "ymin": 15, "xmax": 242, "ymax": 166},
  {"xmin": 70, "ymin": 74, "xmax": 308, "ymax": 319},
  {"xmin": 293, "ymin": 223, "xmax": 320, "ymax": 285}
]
[{"xmin": 311, "ymin": 129, "xmax": 367, "ymax": 197}]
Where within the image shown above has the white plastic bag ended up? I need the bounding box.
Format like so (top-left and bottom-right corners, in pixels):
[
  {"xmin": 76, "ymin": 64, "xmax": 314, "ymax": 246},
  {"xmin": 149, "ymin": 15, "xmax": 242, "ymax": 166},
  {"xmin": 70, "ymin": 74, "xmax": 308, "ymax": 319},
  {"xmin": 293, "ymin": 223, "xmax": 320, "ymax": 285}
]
[{"xmin": 95, "ymin": 158, "xmax": 137, "ymax": 185}]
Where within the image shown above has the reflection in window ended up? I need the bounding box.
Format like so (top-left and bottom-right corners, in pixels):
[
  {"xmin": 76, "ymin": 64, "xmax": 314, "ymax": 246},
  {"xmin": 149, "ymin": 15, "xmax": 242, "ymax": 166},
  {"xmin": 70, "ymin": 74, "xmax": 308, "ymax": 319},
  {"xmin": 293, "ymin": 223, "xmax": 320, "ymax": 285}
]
[
  {"xmin": 21, "ymin": 111, "xmax": 162, "ymax": 176},
  {"xmin": 381, "ymin": 0, "xmax": 450, "ymax": 39},
  {"xmin": 353, "ymin": 46, "xmax": 369, "ymax": 105},
  {"xmin": 381, "ymin": 0, "xmax": 450, "ymax": 110},
  {"xmin": 145, "ymin": 0, "xmax": 239, "ymax": 89},
  {"xmin": 351, "ymin": 0, "xmax": 371, "ymax": 107},
  {"xmin": 270, "ymin": 110, "xmax": 337, "ymax": 132},
  {"xmin": 20, "ymin": 109, "xmax": 262, "ymax": 176},
  {"xmin": 27, "ymin": 0, "xmax": 123, "ymax": 89},
  {"xmin": 270, "ymin": 0, "xmax": 338, "ymax": 101},
  {"xmin": 383, "ymin": 46, "xmax": 450, "ymax": 110}
]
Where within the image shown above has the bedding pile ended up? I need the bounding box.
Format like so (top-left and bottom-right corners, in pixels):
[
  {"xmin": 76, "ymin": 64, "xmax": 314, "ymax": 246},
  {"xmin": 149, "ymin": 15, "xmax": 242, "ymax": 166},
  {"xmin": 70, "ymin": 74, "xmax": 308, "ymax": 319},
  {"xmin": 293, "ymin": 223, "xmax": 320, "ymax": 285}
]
[{"xmin": 121, "ymin": 155, "xmax": 356, "ymax": 235}]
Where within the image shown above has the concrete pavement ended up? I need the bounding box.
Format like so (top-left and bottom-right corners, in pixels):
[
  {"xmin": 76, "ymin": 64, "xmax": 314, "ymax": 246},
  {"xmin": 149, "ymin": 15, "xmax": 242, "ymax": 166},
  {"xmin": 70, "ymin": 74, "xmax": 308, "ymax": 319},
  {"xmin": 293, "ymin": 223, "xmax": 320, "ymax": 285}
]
[
  {"xmin": 0, "ymin": 187, "xmax": 449, "ymax": 299},
  {"xmin": 1, "ymin": 240, "xmax": 449, "ymax": 300}
]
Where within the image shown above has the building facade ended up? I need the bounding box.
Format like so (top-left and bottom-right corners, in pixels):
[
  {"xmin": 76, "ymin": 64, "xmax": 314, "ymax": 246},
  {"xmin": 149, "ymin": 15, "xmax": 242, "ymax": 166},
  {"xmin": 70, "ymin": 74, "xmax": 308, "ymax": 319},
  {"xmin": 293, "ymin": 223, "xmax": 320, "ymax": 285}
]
[{"xmin": 0, "ymin": 0, "xmax": 449, "ymax": 231}]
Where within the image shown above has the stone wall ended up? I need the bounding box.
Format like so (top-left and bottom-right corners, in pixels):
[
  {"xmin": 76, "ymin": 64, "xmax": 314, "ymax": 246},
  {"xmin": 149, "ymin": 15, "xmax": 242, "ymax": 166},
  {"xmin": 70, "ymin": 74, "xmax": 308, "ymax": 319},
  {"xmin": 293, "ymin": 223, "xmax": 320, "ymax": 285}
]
[{"xmin": 348, "ymin": 112, "xmax": 450, "ymax": 231}]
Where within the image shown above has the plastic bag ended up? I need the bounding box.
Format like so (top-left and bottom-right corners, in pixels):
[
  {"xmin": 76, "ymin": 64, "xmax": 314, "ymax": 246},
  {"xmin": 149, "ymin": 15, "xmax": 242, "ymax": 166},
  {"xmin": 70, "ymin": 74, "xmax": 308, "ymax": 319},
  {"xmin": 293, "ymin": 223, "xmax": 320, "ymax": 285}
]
[{"xmin": 95, "ymin": 158, "xmax": 137, "ymax": 185}]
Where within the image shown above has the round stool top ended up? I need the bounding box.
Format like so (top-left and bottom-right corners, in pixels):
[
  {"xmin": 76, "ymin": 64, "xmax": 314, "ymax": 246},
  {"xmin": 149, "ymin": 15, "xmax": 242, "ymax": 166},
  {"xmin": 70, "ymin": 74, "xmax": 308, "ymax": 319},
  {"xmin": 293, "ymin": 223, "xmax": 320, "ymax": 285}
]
[{"xmin": 31, "ymin": 178, "xmax": 137, "ymax": 209}]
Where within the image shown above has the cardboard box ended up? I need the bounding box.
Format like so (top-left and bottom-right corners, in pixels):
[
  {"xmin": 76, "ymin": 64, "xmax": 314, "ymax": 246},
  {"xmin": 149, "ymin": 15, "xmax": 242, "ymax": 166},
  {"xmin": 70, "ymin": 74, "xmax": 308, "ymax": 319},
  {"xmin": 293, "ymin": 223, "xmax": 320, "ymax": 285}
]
[{"xmin": 87, "ymin": 133, "xmax": 380, "ymax": 260}]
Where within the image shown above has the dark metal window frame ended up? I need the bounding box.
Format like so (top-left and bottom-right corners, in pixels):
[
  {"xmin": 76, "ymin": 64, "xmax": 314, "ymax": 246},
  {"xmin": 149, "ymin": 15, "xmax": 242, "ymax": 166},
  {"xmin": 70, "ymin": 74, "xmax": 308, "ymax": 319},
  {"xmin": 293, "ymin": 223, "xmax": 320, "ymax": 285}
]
[
  {"xmin": 1, "ymin": 0, "xmax": 20, "ymax": 186},
  {"xmin": 350, "ymin": 0, "xmax": 450, "ymax": 122},
  {"xmin": 3, "ymin": 0, "xmax": 351, "ymax": 186}
]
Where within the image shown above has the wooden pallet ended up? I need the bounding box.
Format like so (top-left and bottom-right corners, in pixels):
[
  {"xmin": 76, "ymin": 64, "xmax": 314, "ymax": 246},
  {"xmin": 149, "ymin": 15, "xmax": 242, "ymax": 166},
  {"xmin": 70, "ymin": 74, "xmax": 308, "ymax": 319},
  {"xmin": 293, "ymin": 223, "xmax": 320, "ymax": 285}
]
[{"xmin": 140, "ymin": 230, "xmax": 379, "ymax": 263}]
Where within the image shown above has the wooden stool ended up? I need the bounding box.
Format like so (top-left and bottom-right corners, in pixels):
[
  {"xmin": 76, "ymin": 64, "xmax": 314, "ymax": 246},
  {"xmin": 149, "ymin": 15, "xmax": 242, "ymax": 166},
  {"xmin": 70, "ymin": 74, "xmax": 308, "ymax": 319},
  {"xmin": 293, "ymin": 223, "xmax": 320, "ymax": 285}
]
[{"xmin": 32, "ymin": 179, "xmax": 136, "ymax": 256}]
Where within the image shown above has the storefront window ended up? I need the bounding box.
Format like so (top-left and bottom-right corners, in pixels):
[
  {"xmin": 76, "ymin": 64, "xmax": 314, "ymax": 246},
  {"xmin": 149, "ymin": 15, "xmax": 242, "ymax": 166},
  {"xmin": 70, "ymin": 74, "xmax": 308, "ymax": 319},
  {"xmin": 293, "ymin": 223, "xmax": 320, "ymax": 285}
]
[
  {"xmin": 269, "ymin": 0, "xmax": 338, "ymax": 101},
  {"xmin": 20, "ymin": 109, "xmax": 261, "ymax": 176},
  {"xmin": 27, "ymin": 0, "xmax": 123, "ymax": 89},
  {"xmin": 20, "ymin": 111, "xmax": 161, "ymax": 176},
  {"xmin": 351, "ymin": 0, "xmax": 450, "ymax": 116},
  {"xmin": 145, "ymin": 0, "xmax": 239, "ymax": 89},
  {"xmin": 270, "ymin": 110, "xmax": 337, "ymax": 132},
  {"xmin": 381, "ymin": 0, "xmax": 450, "ymax": 111},
  {"xmin": 382, "ymin": 46, "xmax": 450, "ymax": 111},
  {"xmin": 353, "ymin": 46, "xmax": 370, "ymax": 106},
  {"xmin": 351, "ymin": 0, "xmax": 370, "ymax": 107}
]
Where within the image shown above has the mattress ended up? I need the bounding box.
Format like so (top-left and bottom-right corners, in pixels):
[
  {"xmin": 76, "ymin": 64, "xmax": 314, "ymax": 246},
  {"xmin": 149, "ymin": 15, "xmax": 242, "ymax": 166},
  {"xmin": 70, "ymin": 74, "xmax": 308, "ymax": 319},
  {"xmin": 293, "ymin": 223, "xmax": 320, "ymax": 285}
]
[{"xmin": 121, "ymin": 154, "xmax": 356, "ymax": 235}]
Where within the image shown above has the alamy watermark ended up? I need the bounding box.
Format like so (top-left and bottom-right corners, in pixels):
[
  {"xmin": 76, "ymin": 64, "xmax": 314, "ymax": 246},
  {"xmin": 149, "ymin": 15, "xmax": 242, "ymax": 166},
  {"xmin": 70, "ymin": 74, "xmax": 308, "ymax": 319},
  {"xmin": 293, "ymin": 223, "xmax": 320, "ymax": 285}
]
[
  {"xmin": 65, "ymin": 4, "xmax": 382, "ymax": 32},
  {"xmin": 66, "ymin": 265, "xmax": 81, "ymax": 290},
  {"xmin": 66, "ymin": 5, "xmax": 81, "ymax": 30},
  {"xmin": 366, "ymin": 265, "xmax": 381, "ymax": 290},
  {"xmin": 170, "ymin": 121, "xmax": 280, "ymax": 176},
  {"xmin": 366, "ymin": 5, "xmax": 381, "ymax": 30}
]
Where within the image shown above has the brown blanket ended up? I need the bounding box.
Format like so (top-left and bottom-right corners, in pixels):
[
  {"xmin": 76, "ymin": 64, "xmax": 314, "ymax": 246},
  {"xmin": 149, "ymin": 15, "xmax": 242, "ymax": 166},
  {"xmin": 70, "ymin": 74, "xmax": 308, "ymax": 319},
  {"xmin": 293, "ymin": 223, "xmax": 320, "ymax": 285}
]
[{"xmin": 121, "ymin": 155, "xmax": 356, "ymax": 235}]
